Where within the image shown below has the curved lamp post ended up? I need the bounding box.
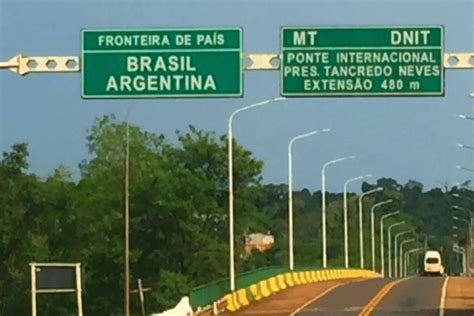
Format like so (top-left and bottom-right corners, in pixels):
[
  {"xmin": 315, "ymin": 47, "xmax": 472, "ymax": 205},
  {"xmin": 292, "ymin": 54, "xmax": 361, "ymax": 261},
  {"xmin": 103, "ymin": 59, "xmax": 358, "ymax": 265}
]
[
  {"xmin": 380, "ymin": 211, "xmax": 400, "ymax": 277},
  {"xmin": 457, "ymin": 143, "xmax": 474, "ymax": 151},
  {"xmin": 358, "ymin": 187, "xmax": 383, "ymax": 268},
  {"xmin": 453, "ymin": 245, "xmax": 467, "ymax": 275},
  {"xmin": 288, "ymin": 128, "xmax": 330, "ymax": 270},
  {"xmin": 458, "ymin": 114, "xmax": 474, "ymax": 121},
  {"xmin": 394, "ymin": 230, "xmax": 412, "ymax": 277},
  {"xmin": 343, "ymin": 174, "xmax": 372, "ymax": 268},
  {"xmin": 321, "ymin": 155, "xmax": 356, "ymax": 268},
  {"xmin": 452, "ymin": 193, "xmax": 474, "ymax": 203},
  {"xmin": 456, "ymin": 165, "xmax": 474, "ymax": 173},
  {"xmin": 403, "ymin": 247, "xmax": 423, "ymax": 277},
  {"xmin": 388, "ymin": 221, "xmax": 405, "ymax": 277},
  {"xmin": 371, "ymin": 199, "xmax": 393, "ymax": 272},
  {"xmin": 399, "ymin": 238, "xmax": 415, "ymax": 277},
  {"xmin": 227, "ymin": 97, "xmax": 285, "ymax": 290}
]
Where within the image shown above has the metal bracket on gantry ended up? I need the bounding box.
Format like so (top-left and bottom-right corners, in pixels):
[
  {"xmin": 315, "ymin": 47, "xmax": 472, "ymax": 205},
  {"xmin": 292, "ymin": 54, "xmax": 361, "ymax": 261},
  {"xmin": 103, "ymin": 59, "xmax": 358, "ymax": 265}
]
[
  {"xmin": 444, "ymin": 52, "xmax": 474, "ymax": 97},
  {"xmin": 444, "ymin": 52, "xmax": 474, "ymax": 68},
  {"xmin": 243, "ymin": 53, "xmax": 280, "ymax": 70},
  {"xmin": 0, "ymin": 54, "xmax": 79, "ymax": 75}
]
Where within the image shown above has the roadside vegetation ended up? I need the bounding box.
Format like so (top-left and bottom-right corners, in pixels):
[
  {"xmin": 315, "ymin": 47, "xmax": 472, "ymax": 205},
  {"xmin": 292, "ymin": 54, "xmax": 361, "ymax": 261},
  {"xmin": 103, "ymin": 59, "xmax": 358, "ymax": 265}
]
[{"xmin": 0, "ymin": 115, "xmax": 471, "ymax": 315}]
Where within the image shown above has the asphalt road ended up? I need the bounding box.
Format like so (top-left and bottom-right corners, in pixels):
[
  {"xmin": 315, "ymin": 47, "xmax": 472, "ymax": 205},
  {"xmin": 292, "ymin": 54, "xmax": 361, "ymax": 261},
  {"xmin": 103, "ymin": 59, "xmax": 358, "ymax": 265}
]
[
  {"xmin": 297, "ymin": 277, "xmax": 447, "ymax": 316},
  {"xmin": 369, "ymin": 277, "xmax": 445, "ymax": 316},
  {"xmin": 297, "ymin": 278, "xmax": 392, "ymax": 316},
  {"xmin": 226, "ymin": 276, "xmax": 474, "ymax": 316}
]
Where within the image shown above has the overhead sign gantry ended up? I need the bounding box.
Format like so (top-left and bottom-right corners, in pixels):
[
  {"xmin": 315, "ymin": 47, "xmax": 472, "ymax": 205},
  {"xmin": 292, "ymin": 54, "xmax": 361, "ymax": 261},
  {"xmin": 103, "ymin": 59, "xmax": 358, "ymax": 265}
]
[{"xmin": 0, "ymin": 25, "xmax": 472, "ymax": 97}]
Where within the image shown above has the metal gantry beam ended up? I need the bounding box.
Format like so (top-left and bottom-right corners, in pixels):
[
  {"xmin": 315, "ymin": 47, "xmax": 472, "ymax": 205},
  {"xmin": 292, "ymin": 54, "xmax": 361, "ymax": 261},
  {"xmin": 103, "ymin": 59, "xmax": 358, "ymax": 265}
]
[
  {"xmin": 1, "ymin": 52, "xmax": 473, "ymax": 74},
  {"xmin": 0, "ymin": 54, "xmax": 79, "ymax": 75}
]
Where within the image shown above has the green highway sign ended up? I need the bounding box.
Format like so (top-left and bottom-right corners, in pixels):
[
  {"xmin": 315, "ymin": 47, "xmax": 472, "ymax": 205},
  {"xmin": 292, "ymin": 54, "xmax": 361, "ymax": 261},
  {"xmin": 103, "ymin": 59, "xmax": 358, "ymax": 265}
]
[
  {"xmin": 81, "ymin": 28, "xmax": 242, "ymax": 98},
  {"xmin": 281, "ymin": 26, "xmax": 444, "ymax": 96}
]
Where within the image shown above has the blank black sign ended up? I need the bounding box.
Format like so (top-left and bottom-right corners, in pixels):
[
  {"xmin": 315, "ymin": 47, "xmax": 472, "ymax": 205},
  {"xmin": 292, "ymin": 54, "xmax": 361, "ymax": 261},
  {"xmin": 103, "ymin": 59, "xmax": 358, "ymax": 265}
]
[{"xmin": 36, "ymin": 267, "xmax": 76, "ymax": 289}]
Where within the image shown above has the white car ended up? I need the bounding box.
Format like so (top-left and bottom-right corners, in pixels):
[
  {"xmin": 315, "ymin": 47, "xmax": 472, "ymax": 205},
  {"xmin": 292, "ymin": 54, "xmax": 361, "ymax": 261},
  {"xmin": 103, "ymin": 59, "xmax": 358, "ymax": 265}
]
[{"xmin": 424, "ymin": 250, "xmax": 444, "ymax": 276}]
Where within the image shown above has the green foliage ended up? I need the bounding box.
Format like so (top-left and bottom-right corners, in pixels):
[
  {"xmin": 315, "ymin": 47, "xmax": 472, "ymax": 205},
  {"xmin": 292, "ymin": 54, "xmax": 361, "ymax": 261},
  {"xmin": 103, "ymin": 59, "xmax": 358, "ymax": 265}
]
[
  {"xmin": 152, "ymin": 270, "xmax": 190, "ymax": 308},
  {"xmin": 0, "ymin": 114, "xmax": 468, "ymax": 314}
]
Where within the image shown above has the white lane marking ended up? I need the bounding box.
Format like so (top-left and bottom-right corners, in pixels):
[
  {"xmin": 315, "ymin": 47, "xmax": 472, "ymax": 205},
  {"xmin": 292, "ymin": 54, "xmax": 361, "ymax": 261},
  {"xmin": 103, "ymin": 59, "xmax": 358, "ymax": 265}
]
[
  {"xmin": 290, "ymin": 279, "xmax": 370, "ymax": 316},
  {"xmin": 439, "ymin": 276, "xmax": 449, "ymax": 316}
]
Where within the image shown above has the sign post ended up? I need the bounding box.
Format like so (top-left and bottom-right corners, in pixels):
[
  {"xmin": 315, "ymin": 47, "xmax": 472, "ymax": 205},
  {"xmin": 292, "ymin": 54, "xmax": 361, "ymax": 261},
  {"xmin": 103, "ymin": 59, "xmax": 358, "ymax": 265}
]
[
  {"xmin": 281, "ymin": 26, "xmax": 444, "ymax": 96},
  {"xmin": 81, "ymin": 28, "xmax": 243, "ymax": 98}
]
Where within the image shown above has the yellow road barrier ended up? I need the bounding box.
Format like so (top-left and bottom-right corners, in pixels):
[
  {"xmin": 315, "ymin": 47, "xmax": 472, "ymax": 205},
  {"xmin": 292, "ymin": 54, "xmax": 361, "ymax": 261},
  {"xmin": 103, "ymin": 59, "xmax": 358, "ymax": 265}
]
[
  {"xmin": 285, "ymin": 272, "xmax": 295, "ymax": 287},
  {"xmin": 299, "ymin": 272, "xmax": 308, "ymax": 284},
  {"xmin": 259, "ymin": 280, "xmax": 271, "ymax": 298},
  {"xmin": 249, "ymin": 284, "xmax": 262, "ymax": 301},
  {"xmin": 220, "ymin": 268, "xmax": 377, "ymax": 313},
  {"xmin": 277, "ymin": 274, "xmax": 287, "ymax": 290},
  {"xmin": 268, "ymin": 277, "xmax": 280, "ymax": 293},
  {"xmin": 236, "ymin": 289, "xmax": 249, "ymax": 307},
  {"xmin": 224, "ymin": 293, "xmax": 239, "ymax": 312},
  {"xmin": 292, "ymin": 272, "xmax": 302, "ymax": 285}
]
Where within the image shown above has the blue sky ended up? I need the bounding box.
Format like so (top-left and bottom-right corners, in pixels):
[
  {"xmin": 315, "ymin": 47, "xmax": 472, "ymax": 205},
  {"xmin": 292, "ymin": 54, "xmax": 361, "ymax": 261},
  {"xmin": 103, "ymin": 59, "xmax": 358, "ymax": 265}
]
[{"xmin": 0, "ymin": 0, "xmax": 473, "ymax": 191}]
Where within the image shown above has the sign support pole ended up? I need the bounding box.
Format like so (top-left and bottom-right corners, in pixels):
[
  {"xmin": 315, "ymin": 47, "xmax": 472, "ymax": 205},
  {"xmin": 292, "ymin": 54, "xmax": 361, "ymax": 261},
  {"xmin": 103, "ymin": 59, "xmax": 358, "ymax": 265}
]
[
  {"xmin": 75, "ymin": 264, "xmax": 83, "ymax": 316},
  {"xmin": 138, "ymin": 279, "xmax": 146, "ymax": 316},
  {"xmin": 30, "ymin": 263, "xmax": 37, "ymax": 316}
]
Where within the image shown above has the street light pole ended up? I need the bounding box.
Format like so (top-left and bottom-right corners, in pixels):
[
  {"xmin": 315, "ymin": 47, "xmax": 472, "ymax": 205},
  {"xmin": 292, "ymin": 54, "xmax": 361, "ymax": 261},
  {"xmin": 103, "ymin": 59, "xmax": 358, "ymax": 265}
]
[
  {"xmin": 288, "ymin": 128, "xmax": 330, "ymax": 271},
  {"xmin": 452, "ymin": 214, "xmax": 471, "ymax": 276},
  {"xmin": 388, "ymin": 221, "xmax": 405, "ymax": 277},
  {"xmin": 380, "ymin": 211, "xmax": 400, "ymax": 277},
  {"xmin": 421, "ymin": 233, "xmax": 428, "ymax": 253},
  {"xmin": 371, "ymin": 199, "xmax": 393, "ymax": 272},
  {"xmin": 452, "ymin": 193, "xmax": 474, "ymax": 203},
  {"xmin": 399, "ymin": 238, "xmax": 415, "ymax": 277},
  {"xmin": 358, "ymin": 187, "xmax": 383, "ymax": 268},
  {"xmin": 453, "ymin": 216, "xmax": 470, "ymax": 226},
  {"xmin": 124, "ymin": 120, "xmax": 130, "ymax": 316},
  {"xmin": 453, "ymin": 246, "xmax": 467, "ymax": 275},
  {"xmin": 404, "ymin": 248, "xmax": 422, "ymax": 277},
  {"xmin": 458, "ymin": 114, "xmax": 474, "ymax": 121},
  {"xmin": 452, "ymin": 198, "xmax": 473, "ymax": 275},
  {"xmin": 452, "ymin": 205, "xmax": 471, "ymax": 217},
  {"xmin": 321, "ymin": 155, "xmax": 356, "ymax": 268},
  {"xmin": 456, "ymin": 165, "xmax": 474, "ymax": 173},
  {"xmin": 228, "ymin": 97, "xmax": 285, "ymax": 291},
  {"xmin": 394, "ymin": 230, "xmax": 411, "ymax": 277},
  {"xmin": 343, "ymin": 174, "xmax": 372, "ymax": 268},
  {"xmin": 457, "ymin": 143, "xmax": 474, "ymax": 151}
]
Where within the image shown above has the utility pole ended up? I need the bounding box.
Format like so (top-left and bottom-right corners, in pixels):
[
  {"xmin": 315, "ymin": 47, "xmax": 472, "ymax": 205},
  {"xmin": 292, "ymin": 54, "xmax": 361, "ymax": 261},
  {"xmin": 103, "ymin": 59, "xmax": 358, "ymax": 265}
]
[{"xmin": 124, "ymin": 120, "xmax": 130, "ymax": 316}]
